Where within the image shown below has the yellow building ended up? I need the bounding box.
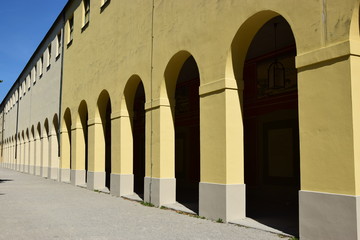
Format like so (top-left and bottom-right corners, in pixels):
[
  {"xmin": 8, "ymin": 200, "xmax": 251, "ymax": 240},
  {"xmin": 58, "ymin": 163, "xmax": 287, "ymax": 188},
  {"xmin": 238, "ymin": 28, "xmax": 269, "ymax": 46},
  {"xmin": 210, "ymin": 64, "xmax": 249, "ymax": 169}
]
[{"xmin": 2, "ymin": 0, "xmax": 360, "ymax": 239}]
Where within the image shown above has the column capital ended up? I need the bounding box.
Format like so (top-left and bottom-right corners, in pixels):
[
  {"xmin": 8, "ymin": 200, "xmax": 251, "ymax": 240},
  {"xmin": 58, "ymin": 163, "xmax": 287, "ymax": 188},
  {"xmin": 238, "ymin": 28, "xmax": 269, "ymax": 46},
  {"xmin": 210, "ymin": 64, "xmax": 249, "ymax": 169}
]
[
  {"xmin": 145, "ymin": 98, "xmax": 171, "ymax": 111},
  {"xmin": 199, "ymin": 78, "xmax": 239, "ymax": 96},
  {"xmin": 296, "ymin": 40, "xmax": 360, "ymax": 69}
]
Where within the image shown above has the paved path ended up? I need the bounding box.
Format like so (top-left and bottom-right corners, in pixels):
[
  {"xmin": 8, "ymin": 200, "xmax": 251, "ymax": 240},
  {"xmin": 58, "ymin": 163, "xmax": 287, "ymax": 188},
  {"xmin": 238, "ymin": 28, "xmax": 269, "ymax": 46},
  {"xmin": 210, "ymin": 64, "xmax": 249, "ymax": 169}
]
[{"xmin": 0, "ymin": 168, "xmax": 289, "ymax": 240}]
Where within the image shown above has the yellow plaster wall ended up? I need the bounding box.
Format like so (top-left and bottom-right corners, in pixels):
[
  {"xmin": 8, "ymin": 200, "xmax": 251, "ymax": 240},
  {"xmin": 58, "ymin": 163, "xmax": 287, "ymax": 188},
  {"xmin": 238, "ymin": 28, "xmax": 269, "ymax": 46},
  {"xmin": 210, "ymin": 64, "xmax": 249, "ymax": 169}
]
[{"xmin": 61, "ymin": 0, "xmax": 360, "ymax": 193}]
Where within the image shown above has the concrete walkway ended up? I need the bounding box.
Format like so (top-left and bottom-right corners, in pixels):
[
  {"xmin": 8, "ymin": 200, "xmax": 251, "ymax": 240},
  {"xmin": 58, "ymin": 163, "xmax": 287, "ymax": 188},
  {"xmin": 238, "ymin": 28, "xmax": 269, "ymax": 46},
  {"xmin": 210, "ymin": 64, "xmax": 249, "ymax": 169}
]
[{"xmin": 0, "ymin": 168, "xmax": 291, "ymax": 240}]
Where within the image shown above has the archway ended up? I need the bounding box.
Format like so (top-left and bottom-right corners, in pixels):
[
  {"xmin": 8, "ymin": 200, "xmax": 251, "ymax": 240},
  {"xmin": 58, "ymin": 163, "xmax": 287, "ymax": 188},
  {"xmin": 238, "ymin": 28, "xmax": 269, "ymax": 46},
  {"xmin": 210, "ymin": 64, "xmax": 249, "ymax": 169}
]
[
  {"xmin": 97, "ymin": 91, "xmax": 112, "ymax": 190},
  {"xmin": 63, "ymin": 108, "xmax": 72, "ymax": 178},
  {"xmin": 43, "ymin": 119, "xmax": 50, "ymax": 177},
  {"xmin": 174, "ymin": 56, "xmax": 200, "ymax": 213},
  {"xmin": 36, "ymin": 123, "xmax": 42, "ymax": 175},
  {"xmin": 132, "ymin": 81, "xmax": 146, "ymax": 198},
  {"xmin": 50, "ymin": 114, "xmax": 60, "ymax": 179},
  {"xmin": 78, "ymin": 101, "xmax": 89, "ymax": 183},
  {"xmin": 242, "ymin": 16, "xmax": 299, "ymax": 236}
]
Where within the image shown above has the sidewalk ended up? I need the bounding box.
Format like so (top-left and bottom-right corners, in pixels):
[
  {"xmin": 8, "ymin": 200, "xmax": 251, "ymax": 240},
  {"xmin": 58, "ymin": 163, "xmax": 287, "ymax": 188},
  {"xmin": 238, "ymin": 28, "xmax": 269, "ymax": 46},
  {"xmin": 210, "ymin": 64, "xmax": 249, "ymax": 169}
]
[{"xmin": 0, "ymin": 167, "xmax": 289, "ymax": 240}]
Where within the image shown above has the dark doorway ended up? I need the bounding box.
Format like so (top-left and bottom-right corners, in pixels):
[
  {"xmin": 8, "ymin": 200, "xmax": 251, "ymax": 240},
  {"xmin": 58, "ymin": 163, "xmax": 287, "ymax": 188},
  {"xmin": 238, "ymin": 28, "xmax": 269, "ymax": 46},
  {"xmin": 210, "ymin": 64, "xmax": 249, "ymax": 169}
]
[
  {"xmin": 79, "ymin": 102, "xmax": 88, "ymax": 182},
  {"xmin": 175, "ymin": 56, "xmax": 200, "ymax": 213},
  {"xmin": 105, "ymin": 100, "xmax": 112, "ymax": 189},
  {"xmin": 243, "ymin": 16, "xmax": 300, "ymax": 236},
  {"xmin": 133, "ymin": 82, "xmax": 146, "ymax": 198}
]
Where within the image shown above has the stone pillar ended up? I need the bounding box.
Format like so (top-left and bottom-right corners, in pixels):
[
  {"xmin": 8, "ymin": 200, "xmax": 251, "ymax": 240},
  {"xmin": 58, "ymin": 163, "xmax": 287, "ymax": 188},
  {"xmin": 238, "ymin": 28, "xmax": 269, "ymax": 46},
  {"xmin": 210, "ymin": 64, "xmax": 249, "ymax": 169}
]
[
  {"xmin": 70, "ymin": 124, "xmax": 86, "ymax": 186},
  {"xmin": 16, "ymin": 140, "xmax": 20, "ymax": 171},
  {"xmin": 296, "ymin": 44, "xmax": 360, "ymax": 240},
  {"xmin": 198, "ymin": 78, "xmax": 245, "ymax": 222},
  {"xmin": 59, "ymin": 129, "xmax": 71, "ymax": 182},
  {"xmin": 41, "ymin": 135, "xmax": 49, "ymax": 178},
  {"xmin": 87, "ymin": 117, "xmax": 106, "ymax": 190},
  {"xmin": 29, "ymin": 139, "xmax": 34, "ymax": 174},
  {"xmin": 35, "ymin": 137, "xmax": 41, "ymax": 176},
  {"xmin": 24, "ymin": 140, "xmax": 29, "ymax": 173},
  {"xmin": 48, "ymin": 133, "xmax": 59, "ymax": 180},
  {"xmin": 144, "ymin": 99, "xmax": 176, "ymax": 206},
  {"xmin": 110, "ymin": 111, "xmax": 134, "ymax": 197}
]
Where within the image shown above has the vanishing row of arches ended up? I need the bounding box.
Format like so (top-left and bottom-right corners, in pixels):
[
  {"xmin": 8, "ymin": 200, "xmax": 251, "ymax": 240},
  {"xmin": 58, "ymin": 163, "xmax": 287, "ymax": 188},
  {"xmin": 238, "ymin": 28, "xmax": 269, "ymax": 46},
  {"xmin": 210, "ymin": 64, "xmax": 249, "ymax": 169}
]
[
  {"xmin": 2, "ymin": 114, "xmax": 60, "ymax": 180},
  {"xmin": 2, "ymin": 15, "xmax": 300, "ymax": 236}
]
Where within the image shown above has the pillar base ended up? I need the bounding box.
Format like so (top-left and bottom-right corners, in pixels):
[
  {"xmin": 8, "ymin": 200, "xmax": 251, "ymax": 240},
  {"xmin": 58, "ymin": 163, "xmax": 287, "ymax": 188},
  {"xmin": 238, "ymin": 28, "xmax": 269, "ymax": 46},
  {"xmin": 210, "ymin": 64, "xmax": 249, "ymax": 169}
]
[
  {"xmin": 71, "ymin": 170, "xmax": 86, "ymax": 186},
  {"xmin": 60, "ymin": 168, "xmax": 71, "ymax": 183},
  {"xmin": 29, "ymin": 165, "xmax": 35, "ymax": 175},
  {"xmin": 300, "ymin": 190, "xmax": 360, "ymax": 240},
  {"xmin": 87, "ymin": 171, "xmax": 105, "ymax": 190},
  {"xmin": 48, "ymin": 167, "xmax": 59, "ymax": 180},
  {"xmin": 41, "ymin": 167, "xmax": 49, "ymax": 178},
  {"xmin": 110, "ymin": 174, "xmax": 133, "ymax": 197},
  {"xmin": 35, "ymin": 166, "xmax": 41, "ymax": 176},
  {"xmin": 144, "ymin": 177, "xmax": 176, "ymax": 206},
  {"xmin": 199, "ymin": 182, "xmax": 245, "ymax": 222}
]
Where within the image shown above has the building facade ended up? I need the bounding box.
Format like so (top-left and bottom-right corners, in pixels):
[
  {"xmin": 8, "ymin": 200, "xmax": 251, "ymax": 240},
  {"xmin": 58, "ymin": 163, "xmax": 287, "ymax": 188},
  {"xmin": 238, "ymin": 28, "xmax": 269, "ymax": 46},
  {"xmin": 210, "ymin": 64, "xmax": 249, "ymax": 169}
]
[
  {"xmin": 0, "ymin": 13, "xmax": 64, "ymax": 180},
  {"xmin": 2, "ymin": 1, "xmax": 360, "ymax": 239}
]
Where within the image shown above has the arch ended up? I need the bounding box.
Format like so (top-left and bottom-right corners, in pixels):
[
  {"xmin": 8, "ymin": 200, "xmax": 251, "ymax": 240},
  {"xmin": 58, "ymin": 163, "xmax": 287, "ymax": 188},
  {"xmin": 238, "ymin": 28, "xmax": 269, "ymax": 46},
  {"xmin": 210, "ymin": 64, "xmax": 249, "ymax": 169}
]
[
  {"xmin": 44, "ymin": 119, "xmax": 50, "ymax": 138},
  {"xmin": 231, "ymin": 14, "xmax": 299, "ymax": 235},
  {"xmin": 349, "ymin": 1, "xmax": 360, "ymax": 39},
  {"xmin": 63, "ymin": 108, "xmax": 72, "ymax": 170},
  {"xmin": 163, "ymin": 52, "xmax": 201, "ymax": 213},
  {"xmin": 161, "ymin": 50, "xmax": 193, "ymax": 103},
  {"xmin": 78, "ymin": 100, "xmax": 89, "ymax": 183},
  {"xmin": 96, "ymin": 90, "xmax": 112, "ymax": 189},
  {"xmin": 122, "ymin": 75, "xmax": 146, "ymax": 197},
  {"xmin": 52, "ymin": 114, "xmax": 60, "ymax": 156},
  {"xmin": 35, "ymin": 122, "xmax": 42, "ymax": 175},
  {"xmin": 25, "ymin": 128, "xmax": 29, "ymax": 172},
  {"xmin": 226, "ymin": 10, "xmax": 298, "ymax": 83}
]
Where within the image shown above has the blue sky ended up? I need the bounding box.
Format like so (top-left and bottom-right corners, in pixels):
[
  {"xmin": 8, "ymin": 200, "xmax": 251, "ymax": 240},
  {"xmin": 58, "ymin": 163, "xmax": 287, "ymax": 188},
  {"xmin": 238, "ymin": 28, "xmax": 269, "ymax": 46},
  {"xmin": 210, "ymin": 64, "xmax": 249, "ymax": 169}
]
[{"xmin": 0, "ymin": 0, "xmax": 68, "ymax": 103}]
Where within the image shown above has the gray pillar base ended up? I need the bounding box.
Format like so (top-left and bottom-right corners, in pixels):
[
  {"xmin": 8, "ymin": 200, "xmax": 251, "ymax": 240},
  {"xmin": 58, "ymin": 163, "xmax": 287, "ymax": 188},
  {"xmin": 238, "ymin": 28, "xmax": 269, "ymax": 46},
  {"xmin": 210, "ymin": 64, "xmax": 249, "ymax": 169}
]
[
  {"xmin": 60, "ymin": 168, "xmax": 71, "ymax": 183},
  {"xmin": 24, "ymin": 165, "xmax": 30, "ymax": 173},
  {"xmin": 199, "ymin": 182, "xmax": 245, "ymax": 222},
  {"xmin": 35, "ymin": 166, "xmax": 41, "ymax": 176},
  {"xmin": 48, "ymin": 167, "xmax": 59, "ymax": 180},
  {"xmin": 300, "ymin": 190, "xmax": 360, "ymax": 240},
  {"xmin": 87, "ymin": 171, "xmax": 105, "ymax": 191},
  {"xmin": 29, "ymin": 165, "xmax": 35, "ymax": 175},
  {"xmin": 110, "ymin": 174, "xmax": 133, "ymax": 197},
  {"xmin": 41, "ymin": 167, "xmax": 49, "ymax": 178},
  {"xmin": 20, "ymin": 164, "xmax": 24, "ymax": 172},
  {"xmin": 144, "ymin": 177, "xmax": 176, "ymax": 206},
  {"xmin": 71, "ymin": 170, "xmax": 86, "ymax": 186}
]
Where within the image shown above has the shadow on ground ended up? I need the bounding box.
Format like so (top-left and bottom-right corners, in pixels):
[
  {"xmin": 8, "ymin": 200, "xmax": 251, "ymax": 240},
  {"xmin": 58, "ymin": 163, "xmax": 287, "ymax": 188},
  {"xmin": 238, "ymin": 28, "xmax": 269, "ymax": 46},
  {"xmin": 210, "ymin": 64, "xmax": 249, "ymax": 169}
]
[{"xmin": 0, "ymin": 179, "xmax": 13, "ymax": 183}]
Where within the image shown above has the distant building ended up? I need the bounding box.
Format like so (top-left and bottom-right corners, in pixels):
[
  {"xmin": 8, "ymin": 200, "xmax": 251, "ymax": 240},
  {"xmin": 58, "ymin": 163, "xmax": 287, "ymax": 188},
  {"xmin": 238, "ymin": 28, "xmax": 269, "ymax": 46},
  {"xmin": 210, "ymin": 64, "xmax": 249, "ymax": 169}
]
[{"xmin": 1, "ymin": 1, "xmax": 360, "ymax": 239}]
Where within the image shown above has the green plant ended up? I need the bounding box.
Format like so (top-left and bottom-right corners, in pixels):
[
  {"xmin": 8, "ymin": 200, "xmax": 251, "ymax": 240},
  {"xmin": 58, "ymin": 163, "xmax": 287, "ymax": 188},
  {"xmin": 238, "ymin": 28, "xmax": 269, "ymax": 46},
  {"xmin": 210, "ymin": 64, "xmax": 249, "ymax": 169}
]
[
  {"xmin": 141, "ymin": 201, "xmax": 155, "ymax": 207},
  {"xmin": 216, "ymin": 218, "xmax": 223, "ymax": 223}
]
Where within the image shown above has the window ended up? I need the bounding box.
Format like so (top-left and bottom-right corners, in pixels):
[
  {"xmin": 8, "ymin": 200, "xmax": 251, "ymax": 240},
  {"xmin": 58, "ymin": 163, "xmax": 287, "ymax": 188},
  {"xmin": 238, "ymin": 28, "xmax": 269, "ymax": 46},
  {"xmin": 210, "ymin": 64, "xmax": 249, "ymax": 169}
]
[
  {"xmin": 22, "ymin": 81, "xmax": 26, "ymax": 95},
  {"xmin": 68, "ymin": 15, "xmax": 74, "ymax": 45},
  {"xmin": 101, "ymin": 0, "xmax": 110, "ymax": 12},
  {"xmin": 33, "ymin": 66, "xmax": 37, "ymax": 84},
  {"xmin": 39, "ymin": 56, "xmax": 43, "ymax": 77},
  {"xmin": 56, "ymin": 32, "xmax": 61, "ymax": 57},
  {"xmin": 47, "ymin": 44, "xmax": 51, "ymax": 69},
  {"xmin": 27, "ymin": 75, "xmax": 31, "ymax": 90},
  {"xmin": 83, "ymin": 0, "xmax": 90, "ymax": 26}
]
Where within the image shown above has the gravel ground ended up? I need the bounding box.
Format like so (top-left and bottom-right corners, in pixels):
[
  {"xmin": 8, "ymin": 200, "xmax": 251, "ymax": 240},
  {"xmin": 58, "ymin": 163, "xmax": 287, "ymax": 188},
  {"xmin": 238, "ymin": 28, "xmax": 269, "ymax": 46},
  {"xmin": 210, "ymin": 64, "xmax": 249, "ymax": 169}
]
[{"xmin": 0, "ymin": 167, "xmax": 290, "ymax": 240}]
